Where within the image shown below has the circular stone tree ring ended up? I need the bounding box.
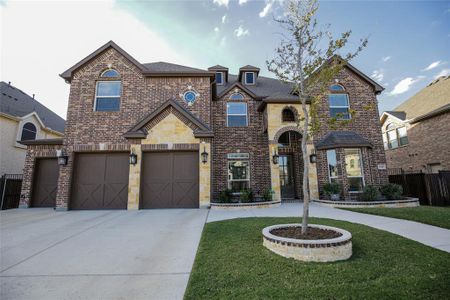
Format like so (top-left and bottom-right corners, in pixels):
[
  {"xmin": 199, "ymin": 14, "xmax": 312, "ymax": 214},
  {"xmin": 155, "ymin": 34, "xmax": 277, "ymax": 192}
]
[{"xmin": 262, "ymin": 224, "xmax": 352, "ymax": 262}]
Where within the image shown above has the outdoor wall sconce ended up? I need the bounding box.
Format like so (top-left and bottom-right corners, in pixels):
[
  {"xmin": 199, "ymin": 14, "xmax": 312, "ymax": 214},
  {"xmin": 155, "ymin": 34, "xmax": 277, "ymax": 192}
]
[
  {"xmin": 56, "ymin": 149, "xmax": 68, "ymax": 166},
  {"xmin": 272, "ymin": 150, "xmax": 279, "ymax": 165},
  {"xmin": 309, "ymin": 153, "xmax": 317, "ymax": 164},
  {"xmin": 201, "ymin": 146, "xmax": 209, "ymax": 164},
  {"xmin": 129, "ymin": 151, "xmax": 138, "ymax": 165}
]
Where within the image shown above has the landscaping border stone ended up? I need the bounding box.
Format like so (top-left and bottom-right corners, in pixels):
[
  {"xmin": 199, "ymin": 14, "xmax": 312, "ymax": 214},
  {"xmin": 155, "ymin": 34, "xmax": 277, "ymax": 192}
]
[
  {"xmin": 262, "ymin": 224, "xmax": 352, "ymax": 262},
  {"xmin": 312, "ymin": 197, "xmax": 419, "ymax": 208},
  {"xmin": 210, "ymin": 200, "xmax": 281, "ymax": 210}
]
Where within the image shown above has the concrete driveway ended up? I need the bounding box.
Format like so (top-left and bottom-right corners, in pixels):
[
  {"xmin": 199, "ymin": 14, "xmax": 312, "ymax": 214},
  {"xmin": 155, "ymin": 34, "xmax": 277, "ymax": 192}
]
[{"xmin": 0, "ymin": 208, "xmax": 208, "ymax": 300}]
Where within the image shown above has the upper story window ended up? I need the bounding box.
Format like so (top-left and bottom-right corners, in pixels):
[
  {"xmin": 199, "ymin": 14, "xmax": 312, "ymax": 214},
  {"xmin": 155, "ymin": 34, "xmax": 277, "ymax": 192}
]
[
  {"xmin": 227, "ymin": 102, "xmax": 248, "ymax": 127},
  {"xmin": 21, "ymin": 122, "xmax": 37, "ymax": 141},
  {"xmin": 385, "ymin": 123, "xmax": 408, "ymax": 149},
  {"xmin": 229, "ymin": 92, "xmax": 244, "ymax": 100},
  {"xmin": 328, "ymin": 84, "xmax": 350, "ymax": 120},
  {"xmin": 95, "ymin": 69, "xmax": 121, "ymax": 112},
  {"xmin": 215, "ymin": 72, "xmax": 224, "ymax": 85},
  {"xmin": 282, "ymin": 108, "xmax": 295, "ymax": 122},
  {"xmin": 244, "ymin": 72, "xmax": 255, "ymax": 85}
]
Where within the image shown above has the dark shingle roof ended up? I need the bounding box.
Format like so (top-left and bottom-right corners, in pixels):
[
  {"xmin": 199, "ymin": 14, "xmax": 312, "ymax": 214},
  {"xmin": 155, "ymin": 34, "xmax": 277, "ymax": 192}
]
[
  {"xmin": 143, "ymin": 62, "xmax": 209, "ymax": 73},
  {"xmin": 0, "ymin": 82, "xmax": 65, "ymax": 133},
  {"xmin": 385, "ymin": 111, "xmax": 406, "ymax": 121},
  {"xmin": 315, "ymin": 131, "xmax": 373, "ymax": 150}
]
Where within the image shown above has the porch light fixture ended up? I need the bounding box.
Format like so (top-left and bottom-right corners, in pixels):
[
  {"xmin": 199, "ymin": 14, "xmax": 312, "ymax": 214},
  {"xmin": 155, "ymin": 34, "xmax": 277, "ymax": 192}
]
[
  {"xmin": 272, "ymin": 150, "xmax": 279, "ymax": 165},
  {"xmin": 309, "ymin": 152, "xmax": 317, "ymax": 164},
  {"xmin": 56, "ymin": 149, "xmax": 68, "ymax": 166},
  {"xmin": 201, "ymin": 146, "xmax": 209, "ymax": 164},
  {"xmin": 129, "ymin": 151, "xmax": 138, "ymax": 165}
]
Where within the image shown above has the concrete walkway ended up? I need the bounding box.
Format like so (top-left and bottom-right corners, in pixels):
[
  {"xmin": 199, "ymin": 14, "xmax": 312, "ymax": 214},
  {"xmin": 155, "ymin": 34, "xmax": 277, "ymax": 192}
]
[
  {"xmin": 208, "ymin": 202, "xmax": 450, "ymax": 253},
  {"xmin": 0, "ymin": 208, "xmax": 208, "ymax": 300}
]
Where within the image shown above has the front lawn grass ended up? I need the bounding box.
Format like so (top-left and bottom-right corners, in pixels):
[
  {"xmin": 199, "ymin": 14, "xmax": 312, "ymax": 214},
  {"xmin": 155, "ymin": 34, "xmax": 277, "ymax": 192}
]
[
  {"xmin": 343, "ymin": 206, "xmax": 450, "ymax": 230},
  {"xmin": 185, "ymin": 217, "xmax": 450, "ymax": 299}
]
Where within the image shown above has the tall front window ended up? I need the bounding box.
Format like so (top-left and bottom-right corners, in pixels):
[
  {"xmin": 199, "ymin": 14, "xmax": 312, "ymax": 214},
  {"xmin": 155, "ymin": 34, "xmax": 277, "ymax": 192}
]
[
  {"xmin": 227, "ymin": 102, "xmax": 248, "ymax": 126},
  {"xmin": 328, "ymin": 84, "xmax": 350, "ymax": 120},
  {"xmin": 344, "ymin": 149, "xmax": 364, "ymax": 192},
  {"xmin": 326, "ymin": 149, "xmax": 338, "ymax": 182},
  {"xmin": 228, "ymin": 160, "xmax": 250, "ymax": 192},
  {"xmin": 95, "ymin": 81, "xmax": 121, "ymax": 111},
  {"xmin": 21, "ymin": 122, "xmax": 37, "ymax": 141}
]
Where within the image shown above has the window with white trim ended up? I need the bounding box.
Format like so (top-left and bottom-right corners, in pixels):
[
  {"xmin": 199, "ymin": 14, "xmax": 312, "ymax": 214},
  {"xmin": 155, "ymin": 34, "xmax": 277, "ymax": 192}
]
[
  {"xmin": 328, "ymin": 85, "xmax": 350, "ymax": 120},
  {"xmin": 215, "ymin": 72, "xmax": 224, "ymax": 85},
  {"xmin": 95, "ymin": 81, "xmax": 121, "ymax": 111},
  {"xmin": 385, "ymin": 123, "xmax": 408, "ymax": 149},
  {"xmin": 21, "ymin": 122, "xmax": 37, "ymax": 141},
  {"xmin": 228, "ymin": 160, "xmax": 250, "ymax": 192},
  {"xmin": 227, "ymin": 102, "xmax": 247, "ymax": 127},
  {"xmin": 244, "ymin": 72, "xmax": 255, "ymax": 85},
  {"xmin": 344, "ymin": 149, "xmax": 364, "ymax": 192},
  {"xmin": 326, "ymin": 149, "xmax": 338, "ymax": 183}
]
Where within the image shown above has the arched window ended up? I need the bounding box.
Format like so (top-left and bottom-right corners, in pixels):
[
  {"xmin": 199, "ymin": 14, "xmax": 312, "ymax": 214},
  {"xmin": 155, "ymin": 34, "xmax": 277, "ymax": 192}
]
[
  {"xmin": 282, "ymin": 108, "xmax": 295, "ymax": 122},
  {"xmin": 101, "ymin": 69, "xmax": 120, "ymax": 78},
  {"xmin": 21, "ymin": 122, "xmax": 37, "ymax": 141},
  {"xmin": 229, "ymin": 93, "xmax": 244, "ymax": 100},
  {"xmin": 385, "ymin": 123, "xmax": 408, "ymax": 149},
  {"xmin": 95, "ymin": 69, "xmax": 121, "ymax": 111},
  {"xmin": 386, "ymin": 123, "xmax": 395, "ymax": 131},
  {"xmin": 328, "ymin": 84, "xmax": 350, "ymax": 120}
]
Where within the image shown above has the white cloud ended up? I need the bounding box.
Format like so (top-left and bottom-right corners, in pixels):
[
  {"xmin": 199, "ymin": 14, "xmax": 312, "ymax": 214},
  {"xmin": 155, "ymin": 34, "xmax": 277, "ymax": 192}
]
[
  {"xmin": 213, "ymin": 0, "xmax": 229, "ymax": 8},
  {"xmin": 259, "ymin": 2, "xmax": 273, "ymax": 18},
  {"xmin": 0, "ymin": 1, "xmax": 189, "ymax": 118},
  {"xmin": 239, "ymin": 0, "xmax": 248, "ymax": 5},
  {"xmin": 234, "ymin": 25, "xmax": 250, "ymax": 38},
  {"xmin": 434, "ymin": 68, "xmax": 450, "ymax": 79},
  {"xmin": 214, "ymin": 27, "xmax": 219, "ymax": 33},
  {"xmin": 422, "ymin": 60, "xmax": 444, "ymax": 71},
  {"xmin": 382, "ymin": 56, "xmax": 391, "ymax": 62},
  {"xmin": 371, "ymin": 69, "xmax": 384, "ymax": 82},
  {"xmin": 221, "ymin": 14, "xmax": 227, "ymax": 24},
  {"xmin": 389, "ymin": 77, "xmax": 424, "ymax": 95},
  {"xmin": 220, "ymin": 36, "xmax": 227, "ymax": 48}
]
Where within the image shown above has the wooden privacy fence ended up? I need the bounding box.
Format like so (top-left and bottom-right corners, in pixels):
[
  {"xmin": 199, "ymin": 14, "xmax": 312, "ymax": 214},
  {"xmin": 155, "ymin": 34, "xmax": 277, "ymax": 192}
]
[
  {"xmin": 388, "ymin": 171, "xmax": 450, "ymax": 206},
  {"xmin": 0, "ymin": 174, "xmax": 23, "ymax": 210}
]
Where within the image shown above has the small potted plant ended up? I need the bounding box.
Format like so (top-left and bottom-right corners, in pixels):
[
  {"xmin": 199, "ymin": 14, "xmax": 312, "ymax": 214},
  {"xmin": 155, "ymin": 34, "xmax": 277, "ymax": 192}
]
[{"xmin": 323, "ymin": 182, "xmax": 341, "ymax": 201}]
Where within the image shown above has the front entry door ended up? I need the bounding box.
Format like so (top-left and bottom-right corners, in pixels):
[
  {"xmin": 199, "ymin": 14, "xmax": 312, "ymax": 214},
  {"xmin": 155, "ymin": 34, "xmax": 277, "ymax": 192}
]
[{"xmin": 279, "ymin": 155, "xmax": 296, "ymax": 199}]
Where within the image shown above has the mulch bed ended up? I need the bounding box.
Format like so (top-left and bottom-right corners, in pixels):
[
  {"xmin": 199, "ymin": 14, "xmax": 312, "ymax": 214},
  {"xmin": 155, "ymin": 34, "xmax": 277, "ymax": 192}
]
[{"xmin": 270, "ymin": 226, "xmax": 342, "ymax": 240}]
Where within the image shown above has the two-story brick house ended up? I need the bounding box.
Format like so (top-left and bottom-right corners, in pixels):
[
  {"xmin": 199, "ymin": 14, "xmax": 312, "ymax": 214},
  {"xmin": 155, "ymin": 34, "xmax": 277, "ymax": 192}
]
[{"xmin": 20, "ymin": 41, "xmax": 387, "ymax": 210}]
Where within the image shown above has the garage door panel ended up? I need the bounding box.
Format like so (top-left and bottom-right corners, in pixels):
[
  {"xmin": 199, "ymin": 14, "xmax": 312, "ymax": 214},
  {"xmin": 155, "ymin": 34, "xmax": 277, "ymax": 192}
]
[
  {"xmin": 71, "ymin": 153, "xmax": 129, "ymax": 210},
  {"xmin": 31, "ymin": 158, "xmax": 58, "ymax": 208},
  {"xmin": 141, "ymin": 152, "xmax": 199, "ymax": 209}
]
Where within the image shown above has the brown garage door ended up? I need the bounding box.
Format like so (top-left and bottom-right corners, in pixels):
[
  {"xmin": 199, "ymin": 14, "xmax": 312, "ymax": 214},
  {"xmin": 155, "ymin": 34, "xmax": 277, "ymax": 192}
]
[
  {"xmin": 71, "ymin": 153, "xmax": 129, "ymax": 210},
  {"xmin": 31, "ymin": 158, "xmax": 59, "ymax": 207},
  {"xmin": 141, "ymin": 152, "xmax": 199, "ymax": 208}
]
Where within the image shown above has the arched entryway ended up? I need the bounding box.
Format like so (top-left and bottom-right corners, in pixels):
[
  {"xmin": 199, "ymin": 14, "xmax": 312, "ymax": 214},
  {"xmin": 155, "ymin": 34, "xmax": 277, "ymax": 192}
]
[{"xmin": 277, "ymin": 130, "xmax": 303, "ymax": 200}]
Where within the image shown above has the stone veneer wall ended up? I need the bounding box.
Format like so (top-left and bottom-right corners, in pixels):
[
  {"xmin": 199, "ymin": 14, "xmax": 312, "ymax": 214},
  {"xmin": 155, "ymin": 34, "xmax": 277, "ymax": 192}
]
[{"xmin": 314, "ymin": 67, "xmax": 388, "ymax": 198}]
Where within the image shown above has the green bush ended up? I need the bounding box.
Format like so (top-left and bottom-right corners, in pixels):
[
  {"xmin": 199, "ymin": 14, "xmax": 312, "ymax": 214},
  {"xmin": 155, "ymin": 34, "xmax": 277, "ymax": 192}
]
[
  {"xmin": 218, "ymin": 189, "xmax": 232, "ymax": 203},
  {"xmin": 263, "ymin": 188, "xmax": 274, "ymax": 202},
  {"xmin": 240, "ymin": 189, "xmax": 253, "ymax": 203},
  {"xmin": 323, "ymin": 182, "xmax": 341, "ymax": 196},
  {"xmin": 380, "ymin": 183, "xmax": 403, "ymax": 200},
  {"xmin": 360, "ymin": 185, "xmax": 381, "ymax": 201}
]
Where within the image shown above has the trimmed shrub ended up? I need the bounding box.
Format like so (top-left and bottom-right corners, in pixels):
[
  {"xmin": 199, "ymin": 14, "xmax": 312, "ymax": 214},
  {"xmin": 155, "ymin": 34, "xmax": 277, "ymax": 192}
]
[
  {"xmin": 380, "ymin": 183, "xmax": 403, "ymax": 200},
  {"xmin": 323, "ymin": 182, "xmax": 341, "ymax": 196},
  {"xmin": 360, "ymin": 185, "xmax": 381, "ymax": 201},
  {"xmin": 218, "ymin": 189, "xmax": 232, "ymax": 203},
  {"xmin": 240, "ymin": 189, "xmax": 253, "ymax": 203},
  {"xmin": 263, "ymin": 188, "xmax": 274, "ymax": 202}
]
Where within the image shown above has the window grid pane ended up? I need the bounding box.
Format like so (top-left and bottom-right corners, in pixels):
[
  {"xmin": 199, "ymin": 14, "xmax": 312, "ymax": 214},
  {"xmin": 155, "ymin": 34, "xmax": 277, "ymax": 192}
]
[
  {"xmin": 228, "ymin": 161, "xmax": 250, "ymax": 192},
  {"xmin": 227, "ymin": 102, "xmax": 247, "ymax": 126},
  {"xmin": 245, "ymin": 72, "xmax": 254, "ymax": 84}
]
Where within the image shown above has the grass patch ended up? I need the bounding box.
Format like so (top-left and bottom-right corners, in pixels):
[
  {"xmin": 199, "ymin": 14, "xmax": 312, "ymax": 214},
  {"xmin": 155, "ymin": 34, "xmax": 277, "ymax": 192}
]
[
  {"xmin": 343, "ymin": 206, "xmax": 450, "ymax": 230},
  {"xmin": 185, "ymin": 217, "xmax": 450, "ymax": 299}
]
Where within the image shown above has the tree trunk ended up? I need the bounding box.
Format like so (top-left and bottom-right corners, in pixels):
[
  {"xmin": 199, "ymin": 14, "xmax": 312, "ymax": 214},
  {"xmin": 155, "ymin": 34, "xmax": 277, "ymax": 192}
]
[{"xmin": 301, "ymin": 96, "xmax": 310, "ymax": 234}]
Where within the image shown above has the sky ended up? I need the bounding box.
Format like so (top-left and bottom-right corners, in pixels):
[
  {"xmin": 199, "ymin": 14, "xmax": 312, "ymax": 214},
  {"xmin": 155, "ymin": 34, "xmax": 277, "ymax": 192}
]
[{"xmin": 1, "ymin": 0, "xmax": 449, "ymax": 119}]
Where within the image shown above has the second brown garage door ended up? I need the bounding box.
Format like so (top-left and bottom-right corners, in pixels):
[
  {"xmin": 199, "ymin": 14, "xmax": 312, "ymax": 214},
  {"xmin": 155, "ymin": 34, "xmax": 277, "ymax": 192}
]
[
  {"xmin": 71, "ymin": 153, "xmax": 129, "ymax": 210},
  {"xmin": 141, "ymin": 152, "xmax": 199, "ymax": 208},
  {"xmin": 31, "ymin": 158, "xmax": 59, "ymax": 207}
]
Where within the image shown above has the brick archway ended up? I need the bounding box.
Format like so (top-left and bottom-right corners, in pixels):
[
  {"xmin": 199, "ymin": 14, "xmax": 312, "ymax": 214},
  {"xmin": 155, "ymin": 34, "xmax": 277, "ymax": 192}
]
[{"xmin": 272, "ymin": 126, "xmax": 303, "ymax": 143}]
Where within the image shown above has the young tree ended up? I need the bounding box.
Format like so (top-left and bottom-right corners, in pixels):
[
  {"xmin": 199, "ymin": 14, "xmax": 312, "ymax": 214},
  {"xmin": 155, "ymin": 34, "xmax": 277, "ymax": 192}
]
[{"xmin": 267, "ymin": 0, "xmax": 367, "ymax": 234}]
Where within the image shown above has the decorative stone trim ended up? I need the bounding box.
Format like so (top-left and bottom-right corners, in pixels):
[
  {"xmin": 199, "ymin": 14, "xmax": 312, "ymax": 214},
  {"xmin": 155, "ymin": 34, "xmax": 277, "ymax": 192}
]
[
  {"xmin": 313, "ymin": 197, "xmax": 419, "ymax": 208},
  {"xmin": 262, "ymin": 224, "xmax": 352, "ymax": 262},
  {"xmin": 72, "ymin": 143, "xmax": 130, "ymax": 152},
  {"xmin": 141, "ymin": 143, "xmax": 199, "ymax": 151},
  {"xmin": 271, "ymin": 126, "xmax": 304, "ymax": 143},
  {"xmin": 210, "ymin": 200, "xmax": 281, "ymax": 210}
]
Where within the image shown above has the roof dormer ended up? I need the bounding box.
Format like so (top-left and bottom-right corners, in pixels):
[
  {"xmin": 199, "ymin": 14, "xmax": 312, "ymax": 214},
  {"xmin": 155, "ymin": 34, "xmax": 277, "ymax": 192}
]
[
  {"xmin": 208, "ymin": 65, "xmax": 229, "ymax": 85},
  {"xmin": 239, "ymin": 65, "xmax": 260, "ymax": 85}
]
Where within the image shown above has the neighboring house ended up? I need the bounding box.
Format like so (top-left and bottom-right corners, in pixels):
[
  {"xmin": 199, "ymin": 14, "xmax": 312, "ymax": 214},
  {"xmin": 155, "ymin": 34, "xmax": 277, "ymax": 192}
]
[
  {"xmin": 20, "ymin": 41, "xmax": 387, "ymax": 210},
  {"xmin": 0, "ymin": 81, "xmax": 65, "ymax": 175},
  {"xmin": 380, "ymin": 76, "xmax": 450, "ymax": 173}
]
